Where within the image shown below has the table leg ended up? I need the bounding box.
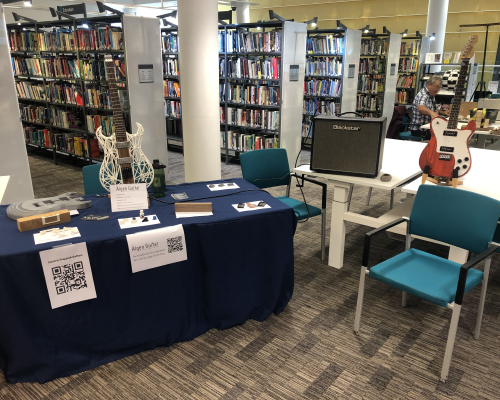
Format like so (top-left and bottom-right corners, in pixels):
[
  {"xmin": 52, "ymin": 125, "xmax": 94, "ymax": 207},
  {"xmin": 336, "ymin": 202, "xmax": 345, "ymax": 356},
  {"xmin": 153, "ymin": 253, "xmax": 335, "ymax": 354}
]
[
  {"xmin": 328, "ymin": 184, "xmax": 350, "ymax": 269},
  {"xmin": 448, "ymin": 246, "xmax": 469, "ymax": 264},
  {"xmin": 477, "ymin": 135, "xmax": 487, "ymax": 149}
]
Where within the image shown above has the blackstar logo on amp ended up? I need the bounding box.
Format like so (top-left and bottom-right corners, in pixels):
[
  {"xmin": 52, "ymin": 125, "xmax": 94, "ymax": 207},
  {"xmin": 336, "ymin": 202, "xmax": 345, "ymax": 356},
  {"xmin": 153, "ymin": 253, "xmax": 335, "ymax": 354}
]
[{"xmin": 332, "ymin": 125, "xmax": 361, "ymax": 131}]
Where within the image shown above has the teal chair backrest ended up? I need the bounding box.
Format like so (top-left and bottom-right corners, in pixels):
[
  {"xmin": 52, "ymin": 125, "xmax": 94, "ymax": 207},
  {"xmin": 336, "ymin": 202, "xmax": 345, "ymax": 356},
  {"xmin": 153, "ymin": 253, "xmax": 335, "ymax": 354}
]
[
  {"xmin": 240, "ymin": 148, "xmax": 291, "ymax": 189},
  {"xmin": 82, "ymin": 164, "xmax": 107, "ymax": 195},
  {"xmin": 410, "ymin": 185, "xmax": 500, "ymax": 254}
]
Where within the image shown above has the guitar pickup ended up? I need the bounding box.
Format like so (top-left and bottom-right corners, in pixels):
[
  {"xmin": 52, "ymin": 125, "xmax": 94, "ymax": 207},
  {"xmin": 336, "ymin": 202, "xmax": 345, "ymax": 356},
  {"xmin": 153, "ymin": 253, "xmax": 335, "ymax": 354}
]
[
  {"xmin": 438, "ymin": 154, "xmax": 452, "ymax": 160},
  {"xmin": 443, "ymin": 130, "xmax": 458, "ymax": 137},
  {"xmin": 117, "ymin": 157, "xmax": 133, "ymax": 165},
  {"xmin": 115, "ymin": 141, "xmax": 130, "ymax": 149},
  {"xmin": 439, "ymin": 146, "xmax": 454, "ymax": 152}
]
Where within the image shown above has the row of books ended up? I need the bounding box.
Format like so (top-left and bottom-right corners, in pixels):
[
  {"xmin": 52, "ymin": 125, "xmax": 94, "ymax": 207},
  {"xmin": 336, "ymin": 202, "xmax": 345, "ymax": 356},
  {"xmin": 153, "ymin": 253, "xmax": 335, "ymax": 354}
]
[
  {"xmin": 162, "ymin": 34, "xmax": 178, "ymax": 53},
  {"xmin": 305, "ymin": 58, "xmax": 342, "ymax": 76},
  {"xmin": 16, "ymin": 81, "xmax": 46, "ymax": 101},
  {"xmin": 84, "ymin": 85, "xmax": 113, "ymax": 109},
  {"xmin": 360, "ymin": 39, "xmax": 388, "ymax": 56},
  {"xmin": 395, "ymin": 91, "xmax": 413, "ymax": 104},
  {"xmin": 306, "ymin": 36, "xmax": 344, "ymax": 55},
  {"xmin": 399, "ymin": 57, "xmax": 418, "ymax": 73},
  {"xmin": 19, "ymin": 104, "xmax": 50, "ymax": 124},
  {"xmin": 165, "ymin": 100, "xmax": 181, "ymax": 118},
  {"xmin": 220, "ymin": 84, "xmax": 280, "ymax": 106},
  {"xmin": 12, "ymin": 57, "xmax": 80, "ymax": 79},
  {"xmin": 164, "ymin": 58, "xmax": 179, "ymax": 76},
  {"xmin": 25, "ymin": 127, "xmax": 51, "ymax": 147},
  {"xmin": 301, "ymin": 121, "xmax": 312, "ymax": 138},
  {"xmin": 357, "ymin": 94, "xmax": 380, "ymax": 111},
  {"xmin": 47, "ymin": 82, "xmax": 84, "ymax": 105},
  {"xmin": 358, "ymin": 76, "xmax": 385, "ymax": 93},
  {"xmin": 54, "ymin": 134, "xmax": 100, "ymax": 157},
  {"xmin": 220, "ymin": 31, "xmax": 282, "ymax": 53},
  {"xmin": 221, "ymin": 57, "xmax": 281, "ymax": 80},
  {"xmin": 20, "ymin": 104, "xmax": 81, "ymax": 129},
  {"xmin": 224, "ymin": 131, "xmax": 279, "ymax": 152},
  {"xmin": 221, "ymin": 108, "xmax": 280, "ymax": 130},
  {"xmin": 303, "ymin": 99, "xmax": 339, "ymax": 116},
  {"xmin": 400, "ymin": 40, "xmax": 420, "ymax": 56},
  {"xmin": 87, "ymin": 115, "xmax": 115, "ymax": 136},
  {"xmin": 9, "ymin": 27, "xmax": 123, "ymax": 52},
  {"xmin": 304, "ymin": 79, "xmax": 342, "ymax": 97},
  {"xmin": 359, "ymin": 58, "xmax": 385, "ymax": 74},
  {"xmin": 396, "ymin": 74, "xmax": 415, "ymax": 88},
  {"xmin": 164, "ymin": 80, "xmax": 181, "ymax": 97}
]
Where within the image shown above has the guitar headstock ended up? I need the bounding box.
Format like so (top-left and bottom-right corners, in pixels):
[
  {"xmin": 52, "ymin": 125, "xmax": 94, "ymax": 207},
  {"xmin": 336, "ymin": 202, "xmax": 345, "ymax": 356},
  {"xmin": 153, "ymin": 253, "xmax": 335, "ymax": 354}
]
[{"xmin": 460, "ymin": 34, "xmax": 478, "ymax": 60}]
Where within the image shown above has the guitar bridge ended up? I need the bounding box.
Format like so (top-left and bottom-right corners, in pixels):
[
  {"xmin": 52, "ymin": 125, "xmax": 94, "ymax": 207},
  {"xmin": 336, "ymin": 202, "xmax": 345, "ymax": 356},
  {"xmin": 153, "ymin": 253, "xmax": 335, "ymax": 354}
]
[
  {"xmin": 438, "ymin": 154, "xmax": 452, "ymax": 160},
  {"xmin": 118, "ymin": 157, "xmax": 133, "ymax": 165},
  {"xmin": 115, "ymin": 141, "xmax": 130, "ymax": 149}
]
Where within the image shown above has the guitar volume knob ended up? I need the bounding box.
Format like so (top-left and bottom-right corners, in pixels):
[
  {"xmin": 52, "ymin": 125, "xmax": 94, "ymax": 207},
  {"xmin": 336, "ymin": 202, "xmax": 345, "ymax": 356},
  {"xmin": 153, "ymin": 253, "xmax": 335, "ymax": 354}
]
[
  {"xmin": 463, "ymin": 165, "xmax": 467, "ymax": 169},
  {"xmin": 464, "ymin": 157, "xmax": 469, "ymax": 161},
  {"xmin": 457, "ymin": 159, "xmax": 462, "ymax": 163}
]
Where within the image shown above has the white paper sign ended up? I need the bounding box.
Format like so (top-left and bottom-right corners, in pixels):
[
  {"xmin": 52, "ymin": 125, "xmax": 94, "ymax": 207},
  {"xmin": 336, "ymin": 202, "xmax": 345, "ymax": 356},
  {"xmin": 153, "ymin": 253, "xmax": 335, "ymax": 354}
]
[
  {"xmin": 34, "ymin": 227, "xmax": 81, "ymax": 245},
  {"xmin": 207, "ymin": 182, "xmax": 240, "ymax": 191},
  {"xmin": 126, "ymin": 224, "xmax": 187, "ymax": 273},
  {"xmin": 425, "ymin": 53, "xmax": 442, "ymax": 64},
  {"xmin": 488, "ymin": 81, "xmax": 499, "ymax": 94},
  {"xmin": 232, "ymin": 200, "xmax": 271, "ymax": 212},
  {"xmin": 110, "ymin": 183, "xmax": 148, "ymax": 212},
  {"xmin": 39, "ymin": 242, "xmax": 97, "ymax": 309}
]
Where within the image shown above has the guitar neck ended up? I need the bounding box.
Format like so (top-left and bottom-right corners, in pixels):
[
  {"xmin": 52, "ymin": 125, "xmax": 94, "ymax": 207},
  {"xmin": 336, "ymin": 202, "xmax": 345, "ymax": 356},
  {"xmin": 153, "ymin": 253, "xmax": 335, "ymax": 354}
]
[
  {"xmin": 447, "ymin": 59, "xmax": 470, "ymax": 130},
  {"xmin": 104, "ymin": 61, "xmax": 127, "ymax": 141}
]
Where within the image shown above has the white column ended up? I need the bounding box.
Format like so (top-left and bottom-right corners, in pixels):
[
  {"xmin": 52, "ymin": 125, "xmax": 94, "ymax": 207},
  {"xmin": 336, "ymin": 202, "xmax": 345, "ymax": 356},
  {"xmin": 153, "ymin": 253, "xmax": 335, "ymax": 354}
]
[
  {"xmin": 178, "ymin": 0, "xmax": 221, "ymax": 182},
  {"xmin": 426, "ymin": 0, "xmax": 449, "ymax": 73},
  {"xmin": 0, "ymin": 4, "xmax": 34, "ymax": 204},
  {"xmin": 235, "ymin": 0, "xmax": 250, "ymax": 24}
]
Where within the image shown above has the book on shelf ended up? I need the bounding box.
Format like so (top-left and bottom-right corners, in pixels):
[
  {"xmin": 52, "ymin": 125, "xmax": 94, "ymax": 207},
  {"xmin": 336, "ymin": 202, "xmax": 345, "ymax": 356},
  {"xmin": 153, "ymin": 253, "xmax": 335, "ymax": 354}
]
[
  {"xmin": 303, "ymin": 99, "xmax": 339, "ymax": 116},
  {"xmin": 221, "ymin": 30, "xmax": 282, "ymax": 53},
  {"xmin": 425, "ymin": 53, "xmax": 442, "ymax": 64},
  {"xmin": 221, "ymin": 107, "xmax": 279, "ymax": 130},
  {"xmin": 9, "ymin": 31, "xmax": 38, "ymax": 51},
  {"xmin": 396, "ymin": 74, "xmax": 415, "ymax": 88},
  {"xmin": 305, "ymin": 57, "xmax": 342, "ymax": 76},
  {"xmin": 165, "ymin": 100, "xmax": 181, "ymax": 118},
  {"xmin": 50, "ymin": 107, "xmax": 81, "ymax": 129},
  {"xmin": 304, "ymin": 79, "xmax": 342, "ymax": 97},
  {"xmin": 306, "ymin": 35, "xmax": 343, "ymax": 54},
  {"xmin": 221, "ymin": 57, "xmax": 281, "ymax": 80},
  {"xmin": 400, "ymin": 40, "xmax": 420, "ymax": 56},
  {"xmin": 395, "ymin": 91, "xmax": 412, "ymax": 104},
  {"xmin": 162, "ymin": 34, "xmax": 178, "ymax": 53},
  {"xmin": 443, "ymin": 52, "xmax": 452, "ymax": 64},
  {"xmin": 301, "ymin": 120, "xmax": 313, "ymax": 138},
  {"xmin": 358, "ymin": 75, "xmax": 385, "ymax": 93},
  {"xmin": 77, "ymin": 26, "xmax": 123, "ymax": 51},
  {"xmin": 164, "ymin": 58, "xmax": 179, "ymax": 76},
  {"xmin": 25, "ymin": 127, "xmax": 51, "ymax": 147},
  {"xmin": 357, "ymin": 94, "xmax": 379, "ymax": 111},
  {"xmin": 398, "ymin": 57, "xmax": 418, "ymax": 73},
  {"xmin": 48, "ymin": 82, "xmax": 84, "ymax": 105},
  {"xmin": 225, "ymin": 130, "xmax": 279, "ymax": 151},
  {"xmin": 19, "ymin": 104, "xmax": 50, "ymax": 124},
  {"xmin": 86, "ymin": 115, "xmax": 114, "ymax": 136},
  {"xmin": 359, "ymin": 58, "xmax": 385, "ymax": 74},
  {"xmin": 220, "ymin": 84, "xmax": 280, "ymax": 106},
  {"xmin": 360, "ymin": 39, "xmax": 388, "ymax": 56},
  {"xmin": 164, "ymin": 80, "xmax": 180, "ymax": 97},
  {"xmin": 81, "ymin": 59, "xmax": 106, "ymax": 80},
  {"xmin": 15, "ymin": 81, "xmax": 46, "ymax": 100},
  {"xmin": 83, "ymin": 84, "xmax": 111, "ymax": 109}
]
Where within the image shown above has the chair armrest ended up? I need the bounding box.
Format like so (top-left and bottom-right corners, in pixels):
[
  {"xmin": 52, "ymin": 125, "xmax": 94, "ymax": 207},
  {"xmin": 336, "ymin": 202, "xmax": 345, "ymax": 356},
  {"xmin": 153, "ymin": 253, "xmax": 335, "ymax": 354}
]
[
  {"xmin": 455, "ymin": 243, "xmax": 500, "ymax": 305},
  {"xmin": 362, "ymin": 217, "xmax": 409, "ymax": 267},
  {"xmin": 291, "ymin": 173, "xmax": 327, "ymax": 209}
]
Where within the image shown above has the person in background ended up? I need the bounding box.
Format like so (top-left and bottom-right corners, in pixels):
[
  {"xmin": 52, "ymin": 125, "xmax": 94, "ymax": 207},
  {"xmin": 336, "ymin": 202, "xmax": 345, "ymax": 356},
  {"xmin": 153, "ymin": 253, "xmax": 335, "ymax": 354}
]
[{"xmin": 408, "ymin": 75, "xmax": 450, "ymax": 139}]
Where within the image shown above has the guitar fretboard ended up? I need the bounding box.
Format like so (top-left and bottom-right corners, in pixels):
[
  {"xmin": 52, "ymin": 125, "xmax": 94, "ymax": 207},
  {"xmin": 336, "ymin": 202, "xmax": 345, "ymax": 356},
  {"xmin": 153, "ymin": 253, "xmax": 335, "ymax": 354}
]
[
  {"xmin": 447, "ymin": 59, "xmax": 470, "ymax": 130},
  {"xmin": 104, "ymin": 61, "xmax": 127, "ymax": 142}
]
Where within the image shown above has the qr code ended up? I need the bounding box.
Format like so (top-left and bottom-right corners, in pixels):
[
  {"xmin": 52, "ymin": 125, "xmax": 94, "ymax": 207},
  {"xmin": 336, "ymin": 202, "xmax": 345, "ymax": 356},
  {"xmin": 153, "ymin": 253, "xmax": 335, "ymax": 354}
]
[
  {"xmin": 167, "ymin": 236, "xmax": 183, "ymax": 253},
  {"xmin": 52, "ymin": 262, "xmax": 87, "ymax": 295}
]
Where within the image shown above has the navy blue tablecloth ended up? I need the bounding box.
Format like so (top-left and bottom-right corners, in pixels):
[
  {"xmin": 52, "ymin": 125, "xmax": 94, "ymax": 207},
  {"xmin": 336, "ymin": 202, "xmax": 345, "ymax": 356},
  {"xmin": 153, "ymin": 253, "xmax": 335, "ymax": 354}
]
[{"xmin": 0, "ymin": 178, "xmax": 296, "ymax": 383}]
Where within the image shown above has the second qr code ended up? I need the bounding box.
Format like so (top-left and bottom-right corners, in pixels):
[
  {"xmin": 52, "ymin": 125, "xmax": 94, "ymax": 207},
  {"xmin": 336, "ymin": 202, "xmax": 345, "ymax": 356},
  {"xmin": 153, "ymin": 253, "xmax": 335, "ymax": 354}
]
[{"xmin": 167, "ymin": 236, "xmax": 183, "ymax": 253}]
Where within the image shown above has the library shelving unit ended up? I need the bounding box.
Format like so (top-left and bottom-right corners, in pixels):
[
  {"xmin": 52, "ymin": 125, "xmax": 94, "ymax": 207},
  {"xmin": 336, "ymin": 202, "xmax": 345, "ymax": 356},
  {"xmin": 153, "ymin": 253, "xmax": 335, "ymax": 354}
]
[
  {"xmin": 8, "ymin": 15, "xmax": 129, "ymax": 165},
  {"xmin": 395, "ymin": 35, "xmax": 423, "ymax": 106},
  {"xmin": 218, "ymin": 21, "xmax": 306, "ymax": 168},
  {"xmin": 356, "ymin": 31, "xmax": 401, "ymax": 124},
  {"xmin": 301, "ymin": 28, "xmax": 361, "ymax": 146},
  {"xmin": 161, "ymin": 26, "xmax": 182, "ymax": 149}
]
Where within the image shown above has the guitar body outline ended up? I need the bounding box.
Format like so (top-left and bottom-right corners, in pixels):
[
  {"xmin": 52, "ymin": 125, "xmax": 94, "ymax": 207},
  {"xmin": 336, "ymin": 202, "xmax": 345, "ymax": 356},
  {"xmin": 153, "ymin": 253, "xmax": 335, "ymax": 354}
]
[{"xmin": 419, "ymin": 117, "xmax": 475, "ymax": 178}]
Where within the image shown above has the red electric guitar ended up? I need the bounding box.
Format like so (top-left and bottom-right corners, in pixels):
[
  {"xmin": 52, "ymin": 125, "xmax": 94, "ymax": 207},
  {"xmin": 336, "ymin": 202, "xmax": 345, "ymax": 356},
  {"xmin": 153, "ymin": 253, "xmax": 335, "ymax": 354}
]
[{"xmin": 419, "ymin": 35, "xmax": 478, "ymax": 179}]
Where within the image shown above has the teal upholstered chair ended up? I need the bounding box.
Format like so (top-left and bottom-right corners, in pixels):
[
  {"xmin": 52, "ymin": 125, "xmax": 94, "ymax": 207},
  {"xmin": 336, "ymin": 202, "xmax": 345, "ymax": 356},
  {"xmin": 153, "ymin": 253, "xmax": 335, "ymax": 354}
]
[
  {"xmin": 82, "ymin": 163, "xmax": 107, "ymax": 195},
  {"xmin": 240, "ymin": 148, "xmax": 327, "ymax": 260},
  {"xmin": 354, "ymin": 185, "xmax": 500, "ymax": 382}
]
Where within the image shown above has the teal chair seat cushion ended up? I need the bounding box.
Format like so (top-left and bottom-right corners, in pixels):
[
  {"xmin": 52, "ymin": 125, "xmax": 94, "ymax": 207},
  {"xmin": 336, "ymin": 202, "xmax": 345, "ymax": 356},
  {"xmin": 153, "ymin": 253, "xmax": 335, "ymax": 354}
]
[
  {"xmin": 400, "ymin": 131, "xmax": 423, "ymax": 141},
  {"xmin": 276, "ymin": 196, "xmax": 322, "ymax": 220},
  {"xmin": 369, "ymin": 248, "xmax": 483, "ymax": 307}
]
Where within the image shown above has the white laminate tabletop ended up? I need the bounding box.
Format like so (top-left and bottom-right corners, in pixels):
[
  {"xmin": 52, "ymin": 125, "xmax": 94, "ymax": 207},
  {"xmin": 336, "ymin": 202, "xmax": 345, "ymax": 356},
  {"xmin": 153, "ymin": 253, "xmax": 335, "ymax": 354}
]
[
  {"xmin": 0, "ymin": 176, "xmax": 10, "ymax": 203},
  {"xmin": 401, "ymin": 147, "xmax": 500, "ymax": 200},
  {"xmin": 293, "ymin": 139, "xmax": 426, "ymax": 190}
]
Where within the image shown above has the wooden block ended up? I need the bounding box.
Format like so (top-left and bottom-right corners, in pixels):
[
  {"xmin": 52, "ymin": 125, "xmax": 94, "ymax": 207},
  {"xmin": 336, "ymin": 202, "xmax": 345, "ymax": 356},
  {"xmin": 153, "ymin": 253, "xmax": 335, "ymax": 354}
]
[
  {"xmin": 175, "ymin": 202, "xmax": 212, "ymax": 213},
  {"xmin": 17, "ymin": 209, "xmax": 71, "ymax": 232}
]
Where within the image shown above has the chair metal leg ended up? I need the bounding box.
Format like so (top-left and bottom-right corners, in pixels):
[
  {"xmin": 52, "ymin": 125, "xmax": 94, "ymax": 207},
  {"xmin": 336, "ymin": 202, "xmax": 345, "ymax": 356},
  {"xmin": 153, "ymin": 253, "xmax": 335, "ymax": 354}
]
[
  {"xmin": 441, "ymin": 304, "xmax": 462, "ymax": 383},
  {"xmin": 285, "ymin": 183, "xmax": 291, "ymax": 198},
  {"xmin": 402, "ymin": 292, "xmax": 407, "ymax": 307},
  {"xmin": 347, "ymin": 185, "xmax": 354, "ymax": 211},
  {"xmin": 475, "ymin": 256, "xmax": 492, "ymax": 340},
  {"xmin": 354, "ymin": 266, "xmax": 368, "ymax": 335},
  {"xmin": 390, "ymin": 189, "xmax": 395, "ymax": 210},
  {"xmin": 365, "ymin": 187, "xmax": 372, "ymax": 206},
  {"xmin": 320, "ymin": 209, "xmax": 326, "ymax": 261}
]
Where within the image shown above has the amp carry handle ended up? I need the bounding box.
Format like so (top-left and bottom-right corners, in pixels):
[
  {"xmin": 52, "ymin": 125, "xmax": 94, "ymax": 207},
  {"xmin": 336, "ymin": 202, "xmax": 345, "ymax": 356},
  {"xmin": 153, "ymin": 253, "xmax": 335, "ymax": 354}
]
[{"xmin": 337, "ymin": 111, "xmax": 364, "ymax": 118}]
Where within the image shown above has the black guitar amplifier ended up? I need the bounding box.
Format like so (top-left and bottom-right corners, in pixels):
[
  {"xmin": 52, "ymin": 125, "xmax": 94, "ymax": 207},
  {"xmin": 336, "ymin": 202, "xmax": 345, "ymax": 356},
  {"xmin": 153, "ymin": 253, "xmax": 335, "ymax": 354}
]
[{"xmin": 310, "ymin": 116, "xmax": 387, "ymax": 178}]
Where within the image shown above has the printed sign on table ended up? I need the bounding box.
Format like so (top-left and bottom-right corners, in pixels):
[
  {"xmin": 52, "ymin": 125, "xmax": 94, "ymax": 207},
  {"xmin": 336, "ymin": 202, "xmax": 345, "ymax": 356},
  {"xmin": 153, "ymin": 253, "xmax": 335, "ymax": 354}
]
[
  {"xmin": 39, "ymin": 242, "xmax": 97, "ymax": 309},
  {"xmin": 110, "ymin": 183, "xmax": 148, "ymax": 212},
  {"xmin": 126, "ymin": 224, "xmax": 187, "ymax": 273}
]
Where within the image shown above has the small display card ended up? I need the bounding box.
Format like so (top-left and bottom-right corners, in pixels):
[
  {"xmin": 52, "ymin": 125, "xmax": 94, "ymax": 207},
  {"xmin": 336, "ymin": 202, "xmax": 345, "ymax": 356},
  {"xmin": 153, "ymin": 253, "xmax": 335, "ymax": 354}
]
[
  {"xmin": 126, "ymin": 224, "xmax": 187, "ymax": 273},
  {"xmin": 207, "ymin": 182, "xmax": 240, "ymax": 191},
  {"xmin": 232, "ymin": 200, "xmax": 271, "ymax": 213},
  {"xmin": 34, "ymin": 227, "xmax": 81, "ymax": 245},
  {"xmin": 118, "ymin": 215, "xmax": 160, "ymax": 229},
  {"xmin": 39, "ymin": 242, "xmax": 97, "ymax": 309},
  {"xmin": 110, "ymin": 183, "xmax": 148, "ymax": 212}
]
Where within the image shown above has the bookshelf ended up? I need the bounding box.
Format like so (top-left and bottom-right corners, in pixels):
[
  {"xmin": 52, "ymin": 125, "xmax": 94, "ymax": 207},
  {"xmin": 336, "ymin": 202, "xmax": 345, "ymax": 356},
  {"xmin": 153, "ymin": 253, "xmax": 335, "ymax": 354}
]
[
  {"xmin": 301, "ymin": 28, "xmax": 361, "ymax": 146},
  {"xmin": 8, "ymin": 16, "xmax": 128, "ymax": 165},
  {"xmin": 161, "ymin": 27, "xmax": 183, "ymax": 149},
  {"xmin": 218, "ymin": 21, "xmax": 306, "ymax": 168},
  {"xmin": 395, "ymin": 35, "xmax": 423, "ymax": 106}
]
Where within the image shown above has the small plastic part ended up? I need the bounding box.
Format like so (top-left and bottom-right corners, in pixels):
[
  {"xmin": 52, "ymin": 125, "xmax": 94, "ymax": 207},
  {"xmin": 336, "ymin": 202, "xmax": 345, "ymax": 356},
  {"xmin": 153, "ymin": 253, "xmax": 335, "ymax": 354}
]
[
  {"xmin": 139, "ymin": 210, "xmax": 144, "ymax": 219},
  {"xmin": 142, "ymin": 217, "xmax": 149, "ymax": 222},
  {"xmin": 153, "ymin": 215, "xmax": 157, "ymax": 220}
]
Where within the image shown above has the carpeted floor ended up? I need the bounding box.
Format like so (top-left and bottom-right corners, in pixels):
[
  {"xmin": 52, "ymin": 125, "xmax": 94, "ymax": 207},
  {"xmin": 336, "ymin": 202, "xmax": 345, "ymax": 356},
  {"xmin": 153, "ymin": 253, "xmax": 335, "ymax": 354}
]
[{"xmin": 1, "ymin": 149, "xmax": 500, "ymax": 399}]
